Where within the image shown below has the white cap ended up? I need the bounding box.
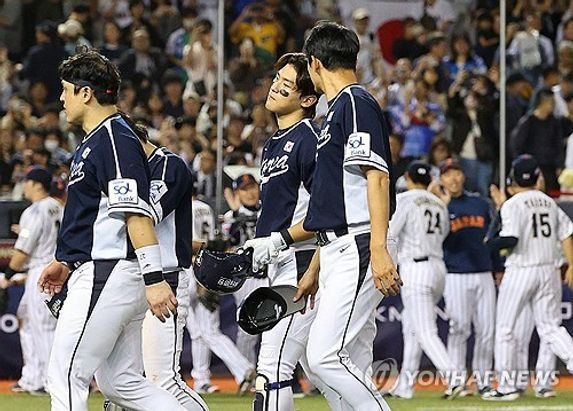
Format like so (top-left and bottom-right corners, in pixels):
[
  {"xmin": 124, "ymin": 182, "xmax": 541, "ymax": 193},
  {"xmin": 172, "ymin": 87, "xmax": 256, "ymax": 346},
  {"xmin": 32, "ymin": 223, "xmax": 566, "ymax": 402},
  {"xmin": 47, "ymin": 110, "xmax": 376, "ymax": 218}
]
[{"xmin": 352, "ymin": 8, "xmax": 370, "ymax": 20}]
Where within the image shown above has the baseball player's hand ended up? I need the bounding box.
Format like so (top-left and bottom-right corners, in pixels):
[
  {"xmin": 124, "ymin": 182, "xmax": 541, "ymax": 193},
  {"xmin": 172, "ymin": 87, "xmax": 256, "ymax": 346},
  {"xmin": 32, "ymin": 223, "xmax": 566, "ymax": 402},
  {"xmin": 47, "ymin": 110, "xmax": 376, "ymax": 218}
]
[
  {"xmin": 244, "ymin": 233, "xmax": 287, "ymax": 272},
  {"xmin": 494, "ymin": 271, "xmax": 504, "ymax": 285},
  {"xmin": 489, "ymin": 184, "xmax": 506, "ymax": 210},
  {"xmin": 38, "ymin": 260, "xmax": 70, "ymax": 295},
  {"xmin": 0, "ymin": 275, "xmax": 11, "ymax": 289},
  {"xmin": 293, "ymin": 266, "xmax": 319, "ymax": 312},
  {"xmin": 564, "ymin": 266, "xmax": 573, "ymax": 289},
  {"xmin": 145, "ymin": 280, "xmax": 178, "ymax": 322},
  {"xmin": 371, "ymin": 248, "xmax": 402, "ymax": 296}
]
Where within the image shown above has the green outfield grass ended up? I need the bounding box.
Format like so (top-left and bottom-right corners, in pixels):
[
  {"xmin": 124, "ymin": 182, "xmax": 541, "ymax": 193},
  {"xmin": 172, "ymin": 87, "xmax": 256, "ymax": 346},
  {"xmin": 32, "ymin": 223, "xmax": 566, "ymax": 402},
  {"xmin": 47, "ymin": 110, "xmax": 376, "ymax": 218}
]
[{"xmin": 2, "ymin": 391, "xmax": 573, "ymax": 410}]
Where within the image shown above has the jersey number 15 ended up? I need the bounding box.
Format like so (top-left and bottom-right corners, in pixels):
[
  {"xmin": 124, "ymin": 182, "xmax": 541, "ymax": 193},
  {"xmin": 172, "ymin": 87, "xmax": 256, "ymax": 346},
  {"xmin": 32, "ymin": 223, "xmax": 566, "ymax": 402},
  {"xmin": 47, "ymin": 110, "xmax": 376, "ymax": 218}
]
[{"xmin": 532, "ymin": 213, "xmax": 551, "ymax": 238}]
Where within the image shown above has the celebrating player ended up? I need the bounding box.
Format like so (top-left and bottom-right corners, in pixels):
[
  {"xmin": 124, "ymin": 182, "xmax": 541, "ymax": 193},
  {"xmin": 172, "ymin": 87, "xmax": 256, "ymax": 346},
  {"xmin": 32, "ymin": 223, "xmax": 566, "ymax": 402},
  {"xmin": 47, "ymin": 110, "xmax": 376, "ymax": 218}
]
[
  {"xmin": 242, "ymin": 52, "xmax": 320, "ymax": 411},
  {"xmin": 487, "ymin": 155, "xmax": 573, "ymax": 400},
  {"xmin": 0, "ymin": 167, "xmax": 62, "ymax": 395},
  {"xmin": 295, "ymin": 22, "xmax": 400, "ymax": 411},
  {"xmin": 37, "ymin": 49, "xmax": 181, "ymax": 410},
  {"xmin": 388, "ymin": 161, "xmax": 463, "ymax": 399}
]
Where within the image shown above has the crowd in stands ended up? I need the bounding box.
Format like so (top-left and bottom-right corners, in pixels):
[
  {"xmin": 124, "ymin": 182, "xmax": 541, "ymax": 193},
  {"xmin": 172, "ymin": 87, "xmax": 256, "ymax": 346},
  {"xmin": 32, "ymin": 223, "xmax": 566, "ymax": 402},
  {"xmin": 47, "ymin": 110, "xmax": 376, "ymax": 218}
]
[{"xmin": 2, "ymin": 0, "xmax": 573, "ymax": 208}]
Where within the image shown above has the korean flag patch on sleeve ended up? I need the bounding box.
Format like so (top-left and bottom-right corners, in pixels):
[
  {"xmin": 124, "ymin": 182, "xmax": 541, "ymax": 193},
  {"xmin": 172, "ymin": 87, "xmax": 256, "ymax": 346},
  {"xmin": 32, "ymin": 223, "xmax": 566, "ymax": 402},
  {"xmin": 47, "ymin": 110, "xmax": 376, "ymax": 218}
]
[
  {"xmin": 346, "ymin": 132, "xmax": 371, "ymax": 159},
  {"xmin": 108, "ymin": 178, "xmax": 138, "ymax": 206}
]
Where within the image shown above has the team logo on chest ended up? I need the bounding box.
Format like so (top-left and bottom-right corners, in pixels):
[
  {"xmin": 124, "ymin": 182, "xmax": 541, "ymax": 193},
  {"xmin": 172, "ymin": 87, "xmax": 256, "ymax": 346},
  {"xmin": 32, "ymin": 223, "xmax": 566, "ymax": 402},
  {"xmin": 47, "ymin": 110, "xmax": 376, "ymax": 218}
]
[
  {"xmin": 260, "ymin": 154, "xmax": 290, "ymax": 184},
  {"xmin": 68, "ymin": 160, "xmax": 85, "ymax": 186}
]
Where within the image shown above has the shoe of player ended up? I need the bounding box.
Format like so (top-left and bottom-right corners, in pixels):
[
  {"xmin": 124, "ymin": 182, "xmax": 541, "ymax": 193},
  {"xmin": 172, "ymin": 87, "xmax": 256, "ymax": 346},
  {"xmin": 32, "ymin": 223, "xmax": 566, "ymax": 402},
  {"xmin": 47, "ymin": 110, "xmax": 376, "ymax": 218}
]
[
  {"xmin": 103, "ymin": 399, "xmax": 126, "ymax": 410},
  {"xmin": 307, "ymin": 388, "xmax": 321, "ymax": 396},
  {"xmin": 479, "ymin": 386, "xmax": 495, "ymax": 399},
  {"xmin": 29, "ymin": 387, "xmax": 49, "ymax": 396},
  {"xmin": 238, "ymin": 368, "xmax": 256, "ymax": 395},
  {"xmin": 459, "ymin": 387, "xmax": 474, "ymax": 397},
  {"xmin": 196, "ymin": 383, "xmax": 220, "ymax": 394},
  {"xmin": 382, "ymin": 391, "xmax": 412, "ymax": 399},
  {"xmin": 535, "ymin": 388, "xmax": 557, "ymax": 398},
  {"xmin": 10, "ymin": 383, "xmax": 27, "ymax": 393},
  {"xmin": 442, "ymin": 385, "xmax": 464, "ymax": 400},
  {"xmin": 482, "ymin": 389, "xmax": 519, "ymax": 401}
]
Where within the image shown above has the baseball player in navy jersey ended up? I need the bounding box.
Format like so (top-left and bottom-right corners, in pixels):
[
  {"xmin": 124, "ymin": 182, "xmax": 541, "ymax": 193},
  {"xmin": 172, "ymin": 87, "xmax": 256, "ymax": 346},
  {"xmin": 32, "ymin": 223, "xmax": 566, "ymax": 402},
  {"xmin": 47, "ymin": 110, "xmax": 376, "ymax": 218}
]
[
  {"xmin": 292, "ymin": 22, "xmax": 401, "ymax": 411},
  {"xmin": 0, "ymin": 167, "xmax": 62, "ymax": 395},
  {"xmin": 37, "ymin": 50, "xmax": 181, "ymax": 410},
  {"xmin": 432, "ymin": 158, "xmax": 498, "ymax": 398},
  {"xmin": 191, "ymin": 187, "xmax": 256, "ymax": 394},
  {"xmin": 486, "ymin": 155, "xmax": 573, "ymax": 400},
  {"xmin": 388, "ymin": 161, "xmax": 463, "ymax": 400},
  {"xmin": 241, "ymin": 52, "xmax": 321, "ymax": 411}
]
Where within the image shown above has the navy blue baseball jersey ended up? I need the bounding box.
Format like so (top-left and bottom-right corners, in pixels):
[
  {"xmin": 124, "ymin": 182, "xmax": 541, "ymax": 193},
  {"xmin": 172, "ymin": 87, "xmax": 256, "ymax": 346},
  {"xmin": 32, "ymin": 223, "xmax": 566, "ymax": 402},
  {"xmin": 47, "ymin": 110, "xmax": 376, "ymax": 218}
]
[
  {"xmin": 303, "ymin": 85, "xmax": 395, "ymax": 233},
  {"xmin": 444, "ymin": 191, "xmax": 501, "ymax": 273},
  {"xmin": 256, "ymin": 118, "xmax": 319, "ymax": 242},
  {"xmin": 148, "ymin": 147, "xmax": 193, "ymax": 271},
  {"xmin": 56, "ymin": 114, "xmax": 152, "ymax": 264}
]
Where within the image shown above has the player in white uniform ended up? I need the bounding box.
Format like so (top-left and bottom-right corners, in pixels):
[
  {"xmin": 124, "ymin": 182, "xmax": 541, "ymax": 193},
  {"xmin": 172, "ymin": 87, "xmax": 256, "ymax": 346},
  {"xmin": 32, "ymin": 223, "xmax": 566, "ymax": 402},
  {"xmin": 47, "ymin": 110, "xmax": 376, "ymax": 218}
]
[
  {"xmin": 487, "ymin": 155, "xmax": 573, "ymax": 400},
  {"xmin": 387, "ymin": 161, "xmax": 462, "ymax": 399},
  {"xmin": 191, "ymin": 186, "xmax": 256, "ymax": 394},
  {"xmin": 222, "ymin": 174, "xmax": 268, "ymax": 366},
  {"xmin": 0, "ymin": 167, "xmax": 62, "ymax": 395}
]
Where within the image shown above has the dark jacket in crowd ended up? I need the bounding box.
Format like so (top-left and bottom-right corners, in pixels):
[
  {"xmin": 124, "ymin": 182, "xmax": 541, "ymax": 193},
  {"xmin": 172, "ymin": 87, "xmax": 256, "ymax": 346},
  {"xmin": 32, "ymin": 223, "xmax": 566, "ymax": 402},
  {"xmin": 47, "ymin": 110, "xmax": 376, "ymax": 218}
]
[{"xmin": 20, "ymin": 43, "xmax": 67, "ymax": 102}]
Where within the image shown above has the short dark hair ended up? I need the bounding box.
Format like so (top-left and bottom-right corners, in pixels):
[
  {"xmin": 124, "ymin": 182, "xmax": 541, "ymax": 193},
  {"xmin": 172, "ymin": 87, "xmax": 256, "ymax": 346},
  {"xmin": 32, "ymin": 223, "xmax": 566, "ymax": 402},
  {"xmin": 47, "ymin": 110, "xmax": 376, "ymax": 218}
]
[
  {"xmin": 534, "ymin": 87, "xmax": 554, "ymax": 108},
  {"xmin": 274, "ymin": 52, "xmax": 318, "ymax": 118},
  {"xmin": 59, "ymin": 48, "xmax": 121, "ymax": 106},
  {"xmin": 303, "ymin": 21, "xmax": 359, "ymax": 71}
]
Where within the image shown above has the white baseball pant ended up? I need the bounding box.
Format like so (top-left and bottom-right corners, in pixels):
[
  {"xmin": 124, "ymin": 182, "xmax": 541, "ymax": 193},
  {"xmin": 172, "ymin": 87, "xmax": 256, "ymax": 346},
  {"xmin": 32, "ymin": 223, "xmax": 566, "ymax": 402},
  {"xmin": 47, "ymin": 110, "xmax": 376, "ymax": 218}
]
[
  {"xmin": 186, "ymin": 271, "xmax": 254, "ymax": 387},
  {"xmin": 495, "ymin": 265, "xmax": 573, "ymax": 393},
  {"xmin": 392, "ymin": 258, "xmax": 458, "ymax": 397},
  {"xmin": 256, "ymin": 248, "xmax": 318, "ymax": 411},
  {"xmin": 305, "ymin": 231, "xmax": 393, "ymax": 411},
  {"xmin": 142, "ymin": 270, "xmax": 208, "ymax": 410},
  {"xmin": 48, "ymin": 260, "xmax": 183, "ymax": 411},
  {"xmin": 17, "ymin": 265, "xmax": 56, "ymax": 391},
  {"xmin": 443, "ymin": 272, "xmax": 496, "ymax": 390}
]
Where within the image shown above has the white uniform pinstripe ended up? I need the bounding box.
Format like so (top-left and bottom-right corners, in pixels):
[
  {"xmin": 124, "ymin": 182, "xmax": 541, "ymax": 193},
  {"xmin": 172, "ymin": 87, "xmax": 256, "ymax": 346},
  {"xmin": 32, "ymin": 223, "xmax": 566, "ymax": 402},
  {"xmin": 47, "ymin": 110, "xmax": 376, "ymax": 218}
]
[
  {"xmin": 15, "ymin": 196, "xmax": 62, "ymax": 391},
  {"xmin": 190, "ymin": 199, "xmax": 254, "ymax": 387},
  {"xmin": 495, "ymin": 190, "xmax": 573, "ymax": 393},
  {"xmin": 389, "ymin": 189, "xmax": 458, "ymax": 397}
]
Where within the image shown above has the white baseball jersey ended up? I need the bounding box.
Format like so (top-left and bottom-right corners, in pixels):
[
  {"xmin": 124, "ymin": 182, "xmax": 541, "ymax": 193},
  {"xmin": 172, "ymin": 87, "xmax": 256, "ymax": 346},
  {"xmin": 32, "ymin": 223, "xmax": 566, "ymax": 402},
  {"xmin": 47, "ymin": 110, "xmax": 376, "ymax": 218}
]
[
  {"xmin": 192, "ymin": 199, "xmax": 215, "ymax": 242},
  {"xmin": 500, "ymin": 190, "xmax": 573, "ymax": 267},
  {"xmin": 389, "ymin": 189, "xmax": 449, "ymax": 263},
  {"xmin": 14, "ymin": 196, "xmax": 62, "ymax": 268}
]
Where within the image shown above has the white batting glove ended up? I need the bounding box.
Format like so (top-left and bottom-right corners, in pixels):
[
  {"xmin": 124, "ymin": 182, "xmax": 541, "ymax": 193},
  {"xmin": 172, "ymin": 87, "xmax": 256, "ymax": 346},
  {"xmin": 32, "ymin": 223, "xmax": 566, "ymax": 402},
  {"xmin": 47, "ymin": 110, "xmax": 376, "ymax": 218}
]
[{"xmin": 244, "ymin": 232, "xmax": 289, "ymax": 272}]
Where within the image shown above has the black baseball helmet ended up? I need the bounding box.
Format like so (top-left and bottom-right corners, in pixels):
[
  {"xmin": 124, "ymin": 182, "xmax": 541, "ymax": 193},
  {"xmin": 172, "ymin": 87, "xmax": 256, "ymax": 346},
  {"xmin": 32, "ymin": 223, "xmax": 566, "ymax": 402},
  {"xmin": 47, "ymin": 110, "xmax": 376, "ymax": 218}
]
[
  {"xmin": 193, "ymin": 247, "xmax": 255, "ymax": 294},
  {"xmin": 237, "ymin": 285, "xmax": 306, "ymax": 335}
]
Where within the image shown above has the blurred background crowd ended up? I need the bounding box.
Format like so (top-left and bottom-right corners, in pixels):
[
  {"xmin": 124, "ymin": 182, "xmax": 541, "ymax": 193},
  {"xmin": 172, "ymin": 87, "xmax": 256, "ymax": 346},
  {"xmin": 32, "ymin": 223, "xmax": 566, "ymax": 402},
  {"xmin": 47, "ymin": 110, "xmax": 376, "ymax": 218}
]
[{"xmin": 1, "ymin": 0, "xmax": 573, "ymax": 207}]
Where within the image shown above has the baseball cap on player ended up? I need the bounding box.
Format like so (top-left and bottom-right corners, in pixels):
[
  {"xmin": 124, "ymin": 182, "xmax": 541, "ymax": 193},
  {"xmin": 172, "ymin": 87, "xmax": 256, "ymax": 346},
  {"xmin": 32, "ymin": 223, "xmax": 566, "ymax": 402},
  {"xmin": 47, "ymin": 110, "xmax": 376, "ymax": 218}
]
[
  {"xmin": 406, "ymin": 161, "xmax": 432, "ymax": 186},
  {"xmin": 26, "ymin": 166, "xmax": 52, "ymax": 192},
  {"xmin": 232, "ymin": 173, "xmax": 257, "ymax": 191},
  {"xmin": 508, "ymin": 154, "xmax": 540, "ymax": 187},
  {"xmin": 237, "ymin": 285, "xmax": 306, "ymax": 335},
  {"xmin": 193, "ymin": 246, "xmax": 255, "ymax": 294},
  {"xmin": 439, "ymin": 158, "xmax": 463, "ymax": 175}
]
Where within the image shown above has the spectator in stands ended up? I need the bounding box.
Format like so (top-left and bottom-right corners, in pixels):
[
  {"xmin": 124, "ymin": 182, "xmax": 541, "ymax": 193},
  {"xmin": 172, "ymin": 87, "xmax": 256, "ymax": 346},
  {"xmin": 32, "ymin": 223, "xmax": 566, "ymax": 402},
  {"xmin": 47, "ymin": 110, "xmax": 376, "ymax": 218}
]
[
  {"xmin": 58, "ymin": 18, "xmax": 91, "ymax": 56},
  {"xmin": 44, "ymin": 127, "xmax": 69, "ymax": 165},
  {"xmin": 444, "ymin": 32, "xmax": 487, "ymax": 85},
  {"xmin": 229, "ymin": 2, "xmax": 285, "ymax": 68},
  {"xmin": 0, "ymin": 45, "xmax": 14, "ymax": 113},
  {"xmin": 118, "ymin": 28, "xmax": 167, "ymax": 86},
  {"xmin": 28, "ymin": 81, "xmax": 49, "ymax": 118},
  {"xmin": 559, "ymin": 40, "xmax": 573, "ymax": 75},
  {"xmin": 182, "ymin": 90, "xmax": 202, "ymax": 119},
  {"xmin": 475, "ymin": 10, "xmax": 499, "ymax": 68},
  {"xmin": 553, "ymin": 72, "xmax": 573, "ymax": 117},
  {"xmin": 448, "ymin": 89, "xmax": 496, "ymax": 196},
  {"xmin": 67, "ymin": 3, "xmax": 92, "ymax": 41},
  {"xmin": 506, "ymin": 72, "xmax": 532, "ymax": 135},
  {"xmin": 392, "ymin": 17, "xmax": 426, "ymax": 61},
  {"xmin": 413, "ymin": 32, "xmax": 450, "ymax": 94},
  {"xmin": 162, "ymin": 70, "xmax": 185, "ymax": 119},
  {"xmin": 424, "ymin": 0, "xmax": 457, "ymax": 32},
  {"xmin": 241, "ymin": 103, "xmax": 275, "ymax": 160},
  {"xmin": 511, "ymin": 87, "xmax": 563, "ymax": 193},
  {"xmin": 387, "ymin": 58, "xmax": 414, "ymax": 108},
  {"xmin": 352, "ymin": 8, "xmax": 383, "ymax": 86},
  {"xmin": 117, "ymin": 80, "xmax": 138, "ymax": 113},
  {"xmin": 0, "ymin": 127, "xmax": 15, "ymax": 193},
  {"xmin": 165, "ymin": 7, "xmax": 197, "ymax": 69},
  {"xmin": 427, "ymin": 135, "xmax": 451, "ymax": 175},
  {"xmin": 193, "ymin": 149, "xmax": 217, "ymax": 201},
  {"xmin": 152, "ymin": 0, "xmax": 182, "ymax": 46},
  {"xmin": 508, "ymin": 11, "xmax": 554, "ymax": 86},
  {"xmin": 389, "ymin": 132, "xmax": 409, "ymax": 181},
  {"xmin": 225, "ymin": 116, "xmax": 253, "ymax": 162},
  {"xmin": 561, "ymin": 17, "xmax": 573, "ymax": 44},
  {"xmin": 0, "ymin": 0, "xmax": 23, "ymax": 60},
  {"xmin": 99, "ymin": 0, "xmax": 132, "ymax": 29},
  {"xmin": 265, "ymin": 0, "xmax": 296, "ymax": 54},
  {"xmin": 20, "ymin": 21, "xmax": 67, "ymax": 103},
  {"xmin": 183, "ymin": 19, "xmax": 216, "ymax": 98},
  {"xmin": 123, "ymin": 0, "xmax": 162, "ymax": 47},
  {"xmin": 1, "ymin": 96, "xmax": 37, "ymax": 133},
  {"xmin": 146, "ymin": 89, "xmax": 166, "ymax": 130},
  {"xmin": 391, "ymin": 77, "xmax": 445, "ymax": 159},
  {"xmin": 228, "ymin": 37, "xmax": 263, "ymax": 93},
  {"xmin": 542, "ymin": 66, "xmax": 561, "ymax": 89},
  {"xmin": 99, "ymin": 21, "xmax": 128, "ymax": 65}
]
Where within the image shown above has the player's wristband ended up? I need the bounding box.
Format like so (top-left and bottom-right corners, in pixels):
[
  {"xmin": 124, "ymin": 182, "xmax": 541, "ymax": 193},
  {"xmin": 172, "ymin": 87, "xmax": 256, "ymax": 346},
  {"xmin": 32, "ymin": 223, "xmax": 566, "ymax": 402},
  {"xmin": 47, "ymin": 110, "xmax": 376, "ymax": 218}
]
[
  {"xmin": 135, "ymin": 245, "xmax": 164, "ymax": 285},
  {"xmin": 279, "ymin": 229, "xmax": 294, "ymax": 247},
  {"xmin": 4, "ymin": 267, "xmax": 25, "ymax": 280}
]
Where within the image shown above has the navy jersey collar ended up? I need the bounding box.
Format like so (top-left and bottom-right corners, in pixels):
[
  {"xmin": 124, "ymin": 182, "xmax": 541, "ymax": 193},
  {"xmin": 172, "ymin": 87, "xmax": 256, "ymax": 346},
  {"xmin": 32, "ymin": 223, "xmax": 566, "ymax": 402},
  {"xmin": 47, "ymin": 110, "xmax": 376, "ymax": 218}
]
[
  {"xmin": 327, "ymin": 83, "xmax": 362, "ymax": 107},
  {"xmin": 81, "ymin": 113, "xmax": 121, "ymax": 143},
  {"xmin": 271, "ymin": 118, "xmax": 306, "ymax": 140}
]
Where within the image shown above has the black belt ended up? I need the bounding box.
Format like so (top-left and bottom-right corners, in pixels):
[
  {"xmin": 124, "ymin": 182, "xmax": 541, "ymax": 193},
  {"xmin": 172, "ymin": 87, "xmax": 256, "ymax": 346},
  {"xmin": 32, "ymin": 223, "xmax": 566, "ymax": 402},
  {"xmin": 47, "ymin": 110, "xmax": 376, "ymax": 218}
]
[
  {"xmin": 68, "ymin": 260, "xmax": 88, "ymax": 271},
  {"xmin": 413, "ymin": 256, "xmax": 429, "ymax": 263},
  {"xmin": 316, "ymin": 228, "xmax": 349, "ymax": 246}
]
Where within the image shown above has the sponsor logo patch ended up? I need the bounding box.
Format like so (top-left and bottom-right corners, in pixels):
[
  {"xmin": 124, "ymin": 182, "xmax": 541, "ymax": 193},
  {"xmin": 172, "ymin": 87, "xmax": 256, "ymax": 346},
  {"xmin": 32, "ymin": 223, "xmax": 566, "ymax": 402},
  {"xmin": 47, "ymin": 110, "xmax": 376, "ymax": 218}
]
[{"xmin": 108, "ymin": 178, "xmax": 138, "ymax": 206}]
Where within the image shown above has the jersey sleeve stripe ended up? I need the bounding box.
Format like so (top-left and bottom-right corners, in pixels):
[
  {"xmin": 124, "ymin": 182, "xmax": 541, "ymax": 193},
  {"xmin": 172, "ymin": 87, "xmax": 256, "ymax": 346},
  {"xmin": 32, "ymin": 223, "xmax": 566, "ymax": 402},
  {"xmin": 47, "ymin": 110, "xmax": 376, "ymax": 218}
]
[
  {"xmin": 345, "ymin": 88, "xmax": 358, "ymax": 133},
  {"xmin": 104, "ymin": 121, "xmax": 123, "ymax": 179}
]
